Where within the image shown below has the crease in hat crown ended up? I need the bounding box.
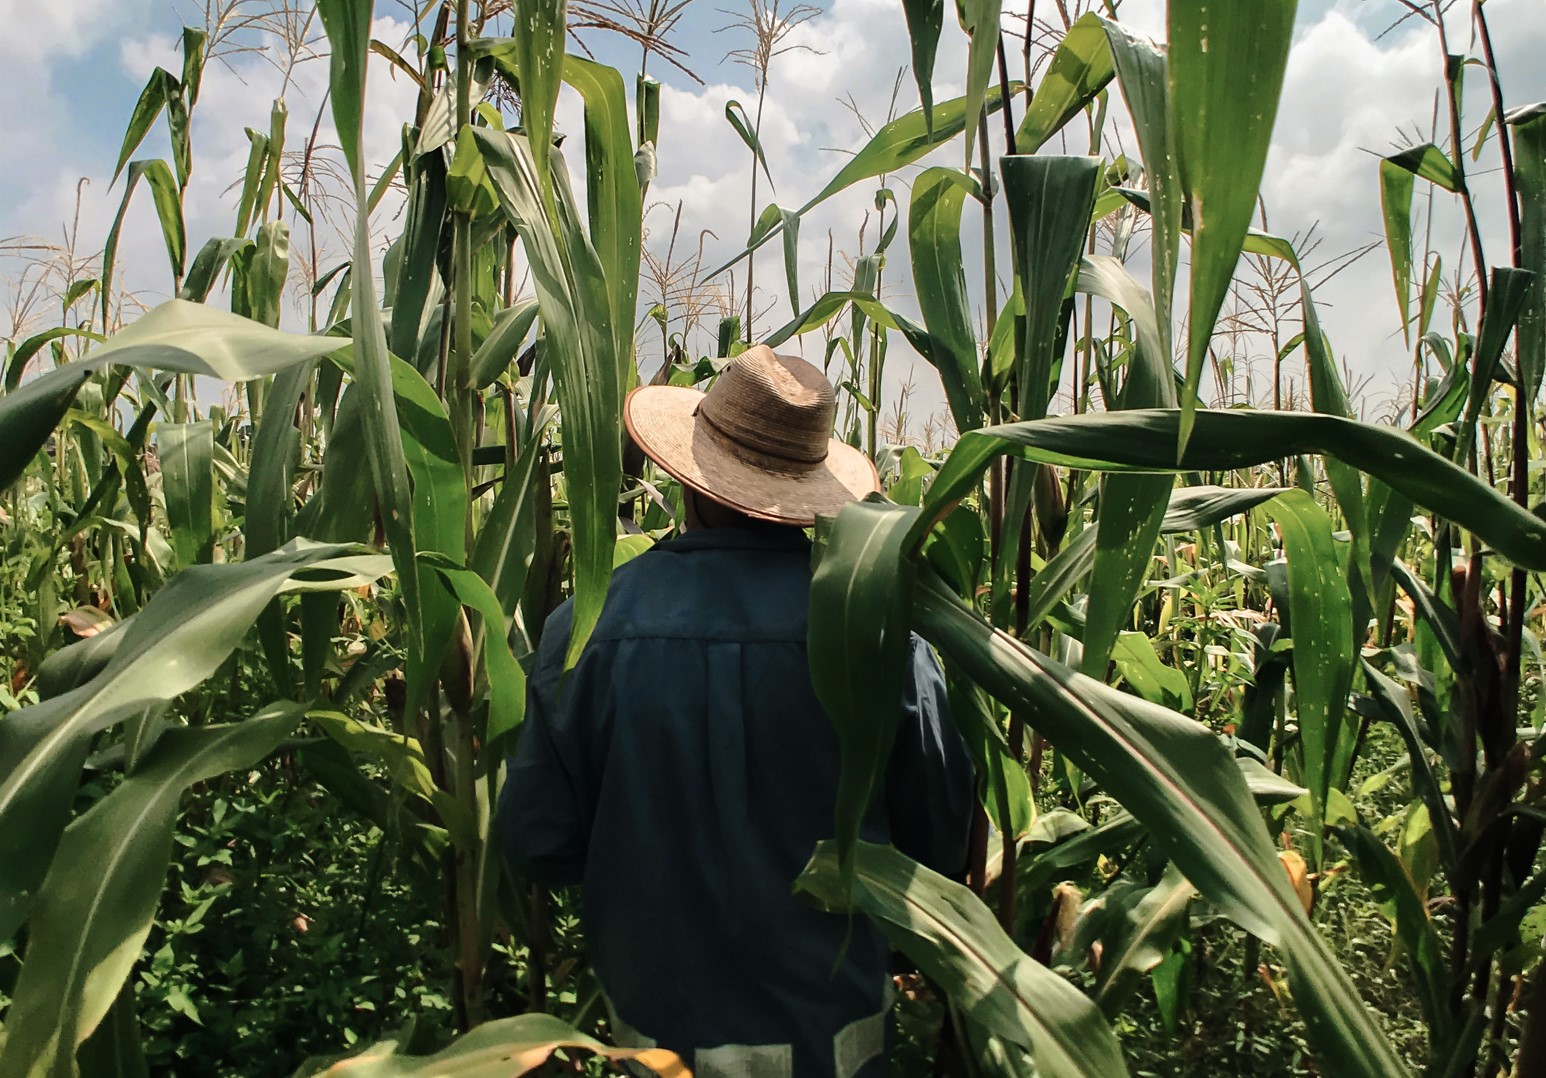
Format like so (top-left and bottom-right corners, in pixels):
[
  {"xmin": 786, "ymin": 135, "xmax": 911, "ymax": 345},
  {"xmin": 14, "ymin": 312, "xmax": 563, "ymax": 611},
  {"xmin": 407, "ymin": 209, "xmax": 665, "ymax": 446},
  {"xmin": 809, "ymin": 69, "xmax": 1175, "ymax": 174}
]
[{"xmin": 694, "ymin": 345, "xmax": 835, "ymax": 469}]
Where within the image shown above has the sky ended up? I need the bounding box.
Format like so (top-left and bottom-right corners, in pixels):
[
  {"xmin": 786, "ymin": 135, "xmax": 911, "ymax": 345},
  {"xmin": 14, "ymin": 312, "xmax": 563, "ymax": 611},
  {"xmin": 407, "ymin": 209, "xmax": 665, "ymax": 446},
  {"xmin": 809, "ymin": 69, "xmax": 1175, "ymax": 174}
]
[{"xmin": 1, "ymin": 0, "xmax": 1542, "ymax": 433}]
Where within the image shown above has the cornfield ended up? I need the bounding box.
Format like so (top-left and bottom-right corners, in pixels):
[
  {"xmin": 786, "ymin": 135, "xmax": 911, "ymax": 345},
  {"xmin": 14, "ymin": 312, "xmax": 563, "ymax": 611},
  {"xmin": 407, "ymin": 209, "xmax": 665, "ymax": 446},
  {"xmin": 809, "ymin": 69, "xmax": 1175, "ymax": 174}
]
[{"xmin": 1, "ymin": 0, "xmax": 1543, "ymax": 1075}]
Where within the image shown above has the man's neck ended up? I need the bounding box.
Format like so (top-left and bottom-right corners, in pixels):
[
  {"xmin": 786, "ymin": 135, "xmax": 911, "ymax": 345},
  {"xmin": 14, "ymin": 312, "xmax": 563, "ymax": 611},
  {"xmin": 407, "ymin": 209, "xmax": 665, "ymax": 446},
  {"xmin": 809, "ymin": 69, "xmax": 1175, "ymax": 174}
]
[{"xmin": 684, "ymin": 488, "xmax": 760, "ymax": 531}]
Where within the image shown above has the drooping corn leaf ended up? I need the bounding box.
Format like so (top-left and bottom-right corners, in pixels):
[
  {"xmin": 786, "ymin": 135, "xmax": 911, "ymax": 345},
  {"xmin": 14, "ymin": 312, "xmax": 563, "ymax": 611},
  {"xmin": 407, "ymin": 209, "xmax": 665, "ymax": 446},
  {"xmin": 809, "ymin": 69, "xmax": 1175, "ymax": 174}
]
[
  {"xmin": 0, "ymin": 541, "xmax": 390, "ymax": 943},
  {"xmin": 111, "ymin": 67, "xmax": 179, "ymax": 184},
  {"xmin": 1457, "ymin": 267, "xmax": 1533, "ymax": 464},
  {"xmin": 0, "ymin": 299, "xmax": 346, "ymax": 493},
  {"xmin": 470, "ymin": 299, "xmax": 540, "ymax": 389},
  {"xmin": 910, "ymin": 568, "xmax": 1408, "ymax": 1077},
  {"xmin": 808, "ymin": 499, "xmax": 921, "ymax": 886},
  {"xmin": 1016, "ymin": 12, "xmax": 1115, "ymax": 154},
  {"xmin": 386, "ymin": 148, "xmax": 448, "ymax": 364},
  {"xmin": 1383, "ymin": 143, "xmax": 1462, "ymax": 192},
  {"xmin": 908, "ymin": 409, "xmax": 1546, "ymax": 572},
  {"xmin": 0, "ymin": 703, "xmax": 306, "ymax": 1078},
  {"xmin": 705, "ymin": 82, "xmax": 1020, "ymax": 280},
  {"xmin": 311, "ymin": 1012, "xmax": 686, "ymax": 1077},
  {"xmin": 797, "ymin": 841, "xmax": 1129, "ymax": 1077},
  {"xmin": 419, "ymin": 553, "xmax": 526, "ymax": 744}
]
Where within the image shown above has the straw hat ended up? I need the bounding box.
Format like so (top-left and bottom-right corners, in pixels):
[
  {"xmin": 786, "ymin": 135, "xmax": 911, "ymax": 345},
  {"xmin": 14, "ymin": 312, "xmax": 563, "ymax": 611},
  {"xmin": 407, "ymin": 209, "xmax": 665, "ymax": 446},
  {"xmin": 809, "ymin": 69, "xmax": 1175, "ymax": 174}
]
[{"xmin": 623, "ymin": 345, "xmax": 879, "ymax": 526}]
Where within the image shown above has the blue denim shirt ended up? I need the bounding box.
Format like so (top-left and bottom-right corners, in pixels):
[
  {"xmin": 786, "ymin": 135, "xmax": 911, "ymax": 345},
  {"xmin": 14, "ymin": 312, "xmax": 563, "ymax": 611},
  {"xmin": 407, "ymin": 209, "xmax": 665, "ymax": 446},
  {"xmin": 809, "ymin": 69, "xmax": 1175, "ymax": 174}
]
[{"xmin": 498, "ymin": 522, "xmax": 974, "ymax": 1075}]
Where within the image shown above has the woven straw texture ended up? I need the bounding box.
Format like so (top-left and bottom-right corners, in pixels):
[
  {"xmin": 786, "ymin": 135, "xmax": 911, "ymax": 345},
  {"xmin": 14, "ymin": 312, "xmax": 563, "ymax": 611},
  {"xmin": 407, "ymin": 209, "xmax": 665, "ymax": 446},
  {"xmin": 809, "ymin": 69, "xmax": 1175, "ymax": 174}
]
[{"xmin": 624, "ymin": 346, "xmax": 878, "ymax": 525}]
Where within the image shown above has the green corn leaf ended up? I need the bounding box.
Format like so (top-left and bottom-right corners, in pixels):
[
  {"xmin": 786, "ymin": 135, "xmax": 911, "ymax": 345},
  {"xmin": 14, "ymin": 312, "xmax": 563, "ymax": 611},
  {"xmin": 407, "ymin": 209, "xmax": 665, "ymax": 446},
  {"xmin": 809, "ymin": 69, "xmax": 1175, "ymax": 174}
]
[
  {"xmin": 137, "ymin": 159, "xmax": 187, "ymax": 282},
  {"xmin": 498, "ymin": 1, "xmax": 566, "ymax": 209},
  {"xmin": 797, "ymin": 841, "xmax": 1129, "ymax": 1077},
  {"xmin": 473, "ymin": 127, "xmax": 621, "ymax": 669},
  {"xmin": 1102, "ymin": 20, "xmax": 1180, "ymax": 366},
  {"xmin": 325, "ymin": 346, "xmax": 467, "ymax": 702},
  {"xmin": 419, "ymin": 554, "xmax": 525, "ymax": 744},
  {"xmin": 244, "ymin": 221, "xmax": 291, "ymax": 329},
  {"xmin": 1379, "ymin": 160, "xmax": 1417, "ymax": 346},
  {"xmin": 471, "ymin": 423, "xmax": 549, "ymax": 626},
  {"xmin": 180, "ymin": 236, "xmax": 252, "ymax": 304},
  {"xmin": 1092, "ymin": 864, "xmax": 1195, "ymax": 1016},
  {"xmin": 235, "ymin": 129, "xmax": 271, "ymax": 239},
  {"xmin": 1073, "ymin": 255, "xmax": 1172, "ymax": 409},
  {"xmin": 763, "ymin": 290, "xmax": 899, "ymax": 348},
  {"xmin": 0, "ymin": 703, "xmax": 306, "ymax": 1078},
  {"xmin": 705, "ymin": 82, "xmax": 1021, "ymax": 280},
  {"xmin": 948, "ymin": 674, "xmax": 1033, "ymax": 839},
  {"xmin": 1168, "ymin": 0, "xmax": 1297, "ymax": 453},
  {"xmin": 724, "ymin": 99, "xmax": 774, "ymax": 187},
  {"xmin": 180, "ymin": 25, "xmax": 207, "ymax": 106},
  {"xmin": 1111, "ymin": 633, "xmax": 1192, "ymax": 711},
  {"xmin": 0, "ymin": 541, "xmax": 389, "ymax": 943},
  {"xmin": 957, "ymin": 0, "xmax": 1000, "ymax": 172},
  {"xmin": 315, "ymin": 0, "xmax": 370, "ymax": 183},
  {"xmin": 1016, "ymin": 12, "xmax": 1116, "ymax": 154},
  {"xmin": 470, "ymin": 299, "xmax": 540, "ymax": 389},
  {"xmin": 751, "ymin": 202, "xmax": 804, "ymax": 318},
  {"xmin": 1384, "ymin": 143, "xmax": 1462, "ymax": 192},
  {"xmin": 111, "ymin": 68, "xmax": 178, "ymax": 185},
  {"xmin": 1457, "ymin": 267, "xmax": 1533, "ymax": 464},
  {"xmin": 158, "ymin": 421, "xmax": 215, "ymax": 567},
  {"xmin": 1069, "ymin": 254, "xmax": 1177, "ymax": 678},
  {"xmin": 76, "ymin": 981, "xmax": 149, "ymax": 1078},
  {"xmin": 901, "ymin": 0, "xmax": 944, "ymax": 134},
  {"xmin": 636, "ymin": 72, "xmax": 660, "ymax": 149},
  {"xmin": 1267, "ymin": 489, "xmax": 1355, "ymax": 865},
  {"xmin": 563, "ymin": 55, "xmax": 643, "ymax": 381},
  {"xmin": 909, "ymin": 409, "xmax": 1546, "ymax": 572},
  {"xmin": 0, "ymin": 299, "xmax": 345, "ymax": 494},
  {"xmin": 1512, "ymin": 107, "xmax": 1545, "ymax": 398},
  {"xmin": 1000, "ymin": 155, "xmax": 1101, "ymax": 420},
  {"xmin": 387, "ymin": 149, "xmax": 448, "ymax": 363},
  {"xmin": 247, "ymin": 358, "xmax": 318, "ymax": 691},
  {"xmin": 1356, "ymin": 659, "xmax": 1458, "ymax": 886},
  {"xmin": 911, "ymin": 568, "xmax": 1408, "ymax": 1077},
  {"xmin": 1334, "ymin": 824, "xmax": 1451, "ymax": 1053},
  {"xmin": 1083, "ymin": 473, "xmax": 1172, "ymax": 678},
  {"xmin": 309, "ymin": 1012, "xmax": 685, "ymax": 1076},
  {"xmin": 3, "ymin": 327, "xmax": 106, "ymax": 392},
  {"xmin": 309, "ymin": 710, "xmax": 473, "ymax": 847},
  {"xmin": 809, "ymin": 498, "xmax": 921, "ymax": 887},
  {"xmin": 909, "ymin": 167, "xmax": 984, "ymax": 431},
  {"xmin": 319, "ymin": 0, "xmax": 426, "ymax": 712}
]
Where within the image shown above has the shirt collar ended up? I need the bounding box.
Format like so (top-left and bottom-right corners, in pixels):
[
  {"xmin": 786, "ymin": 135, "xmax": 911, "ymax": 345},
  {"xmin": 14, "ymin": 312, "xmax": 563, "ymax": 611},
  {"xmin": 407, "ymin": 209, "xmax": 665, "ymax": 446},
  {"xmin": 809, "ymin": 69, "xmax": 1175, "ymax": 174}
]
[{"xmin": 656, "ymin": 522, "xmax": 812, "ymax": 555}]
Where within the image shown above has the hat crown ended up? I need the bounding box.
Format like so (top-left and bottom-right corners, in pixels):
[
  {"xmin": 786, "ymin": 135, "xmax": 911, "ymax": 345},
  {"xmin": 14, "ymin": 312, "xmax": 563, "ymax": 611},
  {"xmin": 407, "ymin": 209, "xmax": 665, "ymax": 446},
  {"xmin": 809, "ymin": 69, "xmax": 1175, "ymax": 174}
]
[{"xmin": 696, "ymin": 346, "xmax": 834, "ymax": 467}]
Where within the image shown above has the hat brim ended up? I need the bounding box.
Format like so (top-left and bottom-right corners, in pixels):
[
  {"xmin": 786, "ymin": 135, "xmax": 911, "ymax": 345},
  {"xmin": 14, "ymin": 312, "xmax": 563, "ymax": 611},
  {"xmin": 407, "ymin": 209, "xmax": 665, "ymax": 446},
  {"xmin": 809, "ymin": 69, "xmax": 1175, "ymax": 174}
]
[{"xmin": 624, "ymin": 385, "xmax": 878, "ymax": 526}]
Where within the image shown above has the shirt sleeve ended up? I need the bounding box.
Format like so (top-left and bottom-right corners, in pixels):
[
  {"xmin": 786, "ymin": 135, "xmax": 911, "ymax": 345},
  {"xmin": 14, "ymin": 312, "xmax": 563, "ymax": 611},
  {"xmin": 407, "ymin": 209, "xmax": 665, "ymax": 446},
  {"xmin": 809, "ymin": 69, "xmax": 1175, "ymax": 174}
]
[
  {"xmin": 885, "ymin": 634, "xmax": 976, "ymax": 878},
  {"xmin": 497, "ymin": 652, "xmax": 589, "ymax": 887}
]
